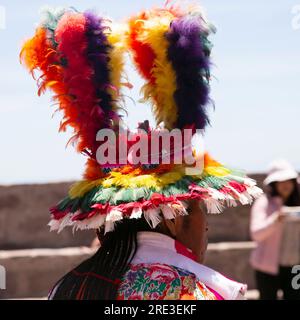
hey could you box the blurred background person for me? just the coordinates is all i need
[250,160,300,300]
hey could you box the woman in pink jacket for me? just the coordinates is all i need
[250,160,300,300]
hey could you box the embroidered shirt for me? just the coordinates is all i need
[116,263,217,300]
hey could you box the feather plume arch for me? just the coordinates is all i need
[20,3,216,178]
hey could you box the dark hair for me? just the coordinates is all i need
[269,179,300,206]
[48,217,154,300]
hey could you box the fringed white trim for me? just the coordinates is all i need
[243,178,257,187]
[238,193,250,205]
[247,185,263,199]
[241,191,253,204]
[48,219,61,232]
[130,206,143,219]
[57,213,75,233]
[72,214,106,232]
[87,214,106,230]
[238,185,263,205]
[225,195,238,207]
[204,198,224,214]
[104,221,115,234]
[144,207,162,229]
[208,187,226,201]
[105,209,123,234]
[226,186,249,205]
[174,202,188,216]
[160,204,176,220]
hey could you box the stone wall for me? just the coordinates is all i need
[0,183,95,250]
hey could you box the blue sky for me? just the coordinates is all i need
[0,0,299,185]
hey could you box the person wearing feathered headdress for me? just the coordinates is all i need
[20,2,262,300]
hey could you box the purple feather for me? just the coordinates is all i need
[166,15,213,130]
[84,11,118,128]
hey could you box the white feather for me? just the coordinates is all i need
[104,209,123,234]
[248,185,263,199]
[243,178,257,187]
[208,188,226,201]
[204,198,224,214]
[144,207,162,229]
[225,195,238,207]
[238,193,250,205]
[72,214,106,232]
[57,213,74,233]
[130,206,143,219]
[48,219,61,232]
[160,204,176,220]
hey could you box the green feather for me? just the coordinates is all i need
[201,175,228,189]
[70,198,81,213]
[57,197,72,211]
[93,187,117,203]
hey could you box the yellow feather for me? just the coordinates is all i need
[106,23,127,115]
[204,166,231,177]
[158,171,184,185]
[69,165,186,197]
[102,171,160,188]
[69,179,103,199]
[137,12,178,129]
[128,174,160,189]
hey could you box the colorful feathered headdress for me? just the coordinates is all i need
[20,3,262,234]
